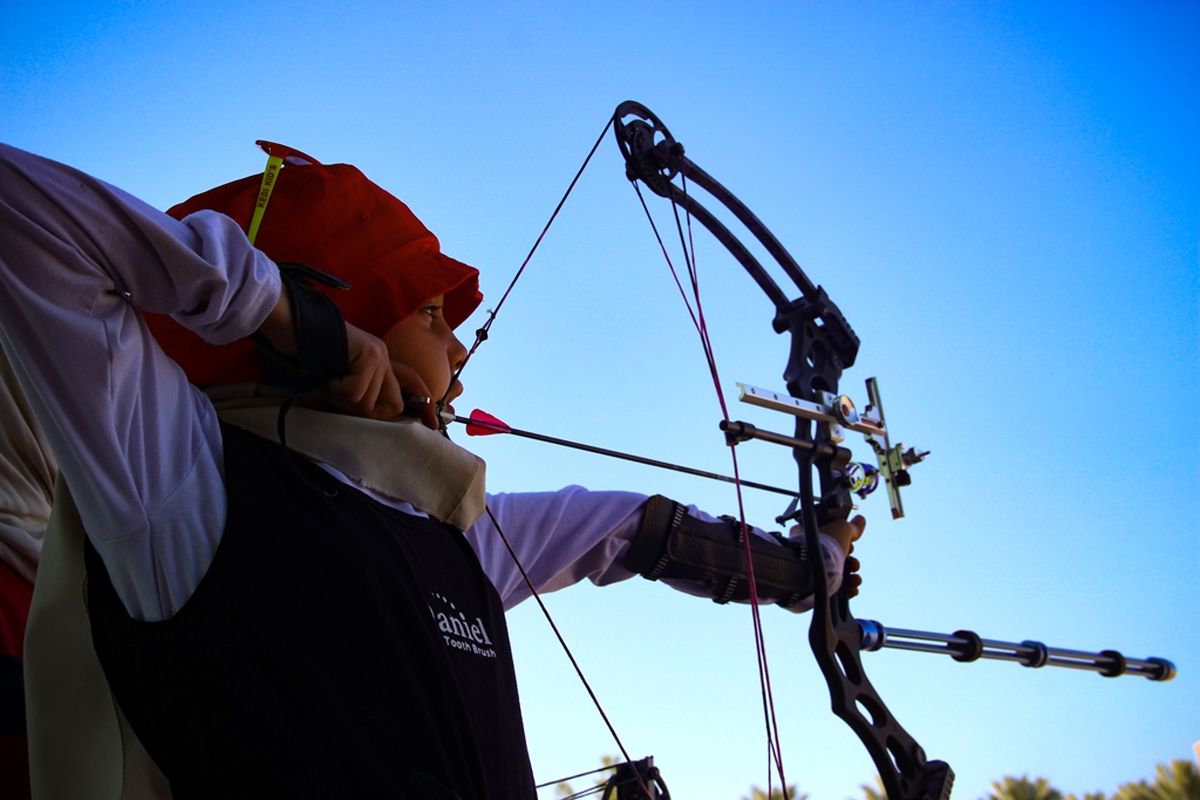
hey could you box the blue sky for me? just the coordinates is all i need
[3,2,1197,798]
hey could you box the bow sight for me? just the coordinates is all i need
[726,379,928,521]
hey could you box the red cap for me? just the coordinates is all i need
[145,141,482,386]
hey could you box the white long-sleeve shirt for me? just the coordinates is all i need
[0,344,56,584]
[0,143,844,622]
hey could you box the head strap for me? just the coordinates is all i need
[247,141,321,245]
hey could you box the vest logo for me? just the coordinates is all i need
[428,592,497,659]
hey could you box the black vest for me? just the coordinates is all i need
[85,424,536,799]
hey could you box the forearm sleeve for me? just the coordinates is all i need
[626,494,834,610]
[471,488,844,613]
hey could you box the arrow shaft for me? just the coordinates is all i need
[452,415,801,500]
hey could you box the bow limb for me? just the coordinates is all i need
[614,100,953,800]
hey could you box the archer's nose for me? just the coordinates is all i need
[449,333,467,372]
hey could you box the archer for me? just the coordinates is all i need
[0,140,863,798]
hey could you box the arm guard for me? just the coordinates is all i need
[624,495,814,609]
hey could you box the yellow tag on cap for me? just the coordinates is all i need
[247,154,284,245]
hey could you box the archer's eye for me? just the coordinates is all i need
[422,304,442,318]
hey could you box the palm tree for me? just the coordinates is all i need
[987,775,1065,800]
[1112,759,1200,800]
[741,785,806,800]
[860,774,886,800]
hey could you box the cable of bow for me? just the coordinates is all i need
[627,170,789,792]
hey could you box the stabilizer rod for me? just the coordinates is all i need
[859,620,1176,681]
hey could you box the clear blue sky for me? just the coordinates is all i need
[3,2,1197,798]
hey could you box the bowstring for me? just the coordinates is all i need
[441,117,614,407]
[437,114,654,797]
[484,505,652,798]
[628,174,789,794]
[442,109,791,795]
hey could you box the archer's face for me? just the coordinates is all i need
[383,294,468,410]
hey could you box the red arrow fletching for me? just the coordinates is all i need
[466,408,511,436]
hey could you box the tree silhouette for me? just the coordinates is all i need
[557,756,1196,800]
[986,775,1065,800]
[1111,759,1200,800]
[740,785,806,800]
[860,774,886,800]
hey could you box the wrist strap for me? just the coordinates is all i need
[253,263,350,392]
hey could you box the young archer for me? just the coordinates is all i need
[0,141,863,798]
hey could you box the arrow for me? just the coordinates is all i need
[451,408,802,500]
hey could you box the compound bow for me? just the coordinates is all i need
[454,100,1174,799]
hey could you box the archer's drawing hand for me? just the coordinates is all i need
[821,514,865,597]
[321,324,437,429]
[316,321,434,431]
[254,287,407,422]
[319,323,405,421]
